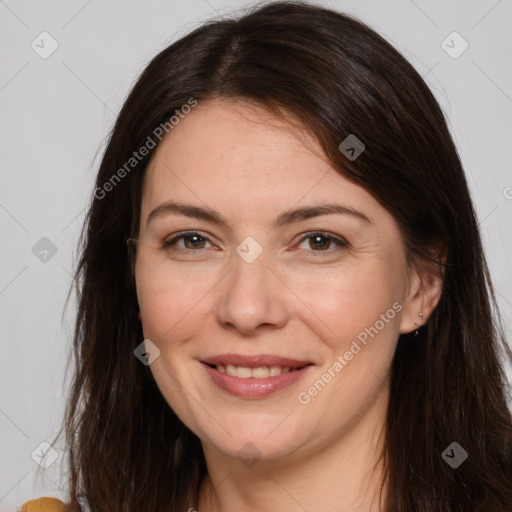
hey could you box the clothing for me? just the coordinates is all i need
[20,497,65,512]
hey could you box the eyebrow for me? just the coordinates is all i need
[145,200,372,229]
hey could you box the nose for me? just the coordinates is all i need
[216,249,290,336]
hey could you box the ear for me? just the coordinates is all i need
[399,258,444,334]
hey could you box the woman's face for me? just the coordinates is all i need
[135,99,422,465]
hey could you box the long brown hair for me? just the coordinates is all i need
[50,1,512,510]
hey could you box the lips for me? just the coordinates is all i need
[200,353,314,398]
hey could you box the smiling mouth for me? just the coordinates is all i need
[202,358,315,398]
[204,363,312,379]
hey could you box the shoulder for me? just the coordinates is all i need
[19,497,65,512]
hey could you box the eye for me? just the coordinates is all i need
[162,230,348,256]
[163,231,214,252]
[296,232,348,254]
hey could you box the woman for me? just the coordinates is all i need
[21,1,512,511]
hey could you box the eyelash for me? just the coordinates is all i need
[162,231,348,256]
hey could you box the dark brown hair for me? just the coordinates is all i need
[49,1,512,510]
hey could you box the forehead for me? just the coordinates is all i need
[145,100,327,187]
[140,99,382,226]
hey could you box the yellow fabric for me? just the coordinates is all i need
[20,497,65,512]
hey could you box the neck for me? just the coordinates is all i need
[196,389,388,512]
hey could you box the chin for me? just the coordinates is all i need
[196,413,311,464]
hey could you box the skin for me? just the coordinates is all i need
[134,99,443,512]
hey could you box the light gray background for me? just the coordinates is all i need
[1,0,511,510]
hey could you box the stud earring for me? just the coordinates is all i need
[414,312,424,337]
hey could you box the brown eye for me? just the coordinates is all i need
[296,232,348,254]
[308,234,331,251]
[183,234,206,249]
[163,232,213,251]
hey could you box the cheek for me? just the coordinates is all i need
[135,256,218,343]
[285,257,404,348]
[134,258,216,424]
[292,264,402,426]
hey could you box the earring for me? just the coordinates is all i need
[126,237,136,247]
[414,312,423,337]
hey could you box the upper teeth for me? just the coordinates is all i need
[217,364,294,378]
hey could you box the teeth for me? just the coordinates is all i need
[220,364,296,378]
[252,366,270,378]
[225,364,237,377]
[269,365,282,376]
[237,366,252,378]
